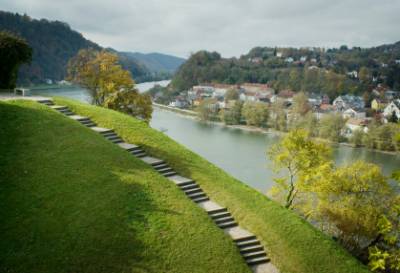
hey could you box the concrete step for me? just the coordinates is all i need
[102,131,118,138]
[79,121,96,126]
[38,100,54,105]
[154,163,169,170]
[207,207,228,215]
[105,135,122,141]
[245,256,270,266]
[79,119,94,124]
[53,106,68,111]
[131,149,145,155]
[179,183,199,191]
[99,130,114,135]
[187,192,207,199]
[140,156,165,166]
[236,238,260,249]
[162,171,178,177]
[110,138,124,144]
[63,112,75,116]
[118,143,139,152]
[84,123,97,128]
[157,167,173,173]
[243,250,267,260]
[217,220,237,229]
[215,216,235,225]
[239,244,264,254]
[171,176,197,187]
[210,211,231,220]
[191,196,209,203]
[234,235,257,243]
[58,108,71,113]
[151,160,166,167]
[130,146,143,152]
[50,105,67,110]
[133,152,147,158]
[183,187,202,195]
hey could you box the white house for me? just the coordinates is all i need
[212,88,227,98]
[239,91,258,102]
[383,99,400,120]
[347,71,358,78]
[342,108,366,119]
[333,95,365,111]
[276,52,283,58]
[300,56,307,62]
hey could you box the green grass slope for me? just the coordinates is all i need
[55,97,372,273]
[0,100,251,273]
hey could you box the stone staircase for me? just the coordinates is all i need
[39,99,278,273]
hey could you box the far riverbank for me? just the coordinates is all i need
[152,103,399,155]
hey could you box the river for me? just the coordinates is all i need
[31,82,400,192]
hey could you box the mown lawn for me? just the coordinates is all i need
[55,97,372,273]
[0,100,251,273]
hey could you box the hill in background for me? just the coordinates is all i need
[0,11,184,85]
[170,43,400,98]
[121,52,185,73]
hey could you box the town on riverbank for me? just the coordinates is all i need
[149,82,400,152]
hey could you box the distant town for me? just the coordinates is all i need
[151,82,400,147]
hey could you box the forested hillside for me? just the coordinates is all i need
[171,43,400,97]
[122,52,185,73]
[0,11,160,84]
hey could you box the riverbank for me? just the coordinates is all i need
[153,103,400,155]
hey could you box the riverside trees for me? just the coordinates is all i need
[67,49,152,122]
[268,130,400,272]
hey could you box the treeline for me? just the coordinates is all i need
[170,43,400,97]
[197,93,400,152]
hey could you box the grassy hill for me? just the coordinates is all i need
[52,97,371,273]
[0,98,372,273]
[0,100,250,273]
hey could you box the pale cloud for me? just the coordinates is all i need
[1,0,399,58]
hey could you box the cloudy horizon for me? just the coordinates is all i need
[1,0,400,58]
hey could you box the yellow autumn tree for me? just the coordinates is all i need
[267,129,332,209]
[67,49,152,121]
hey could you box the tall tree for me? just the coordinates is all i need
[0,31,32,89]
[310,162,398,263]
[197,98,218,121]
[221,100,243,125]
[67,49,153,121]
[270,100,287,131]
[268,129,332,208]
[224,88,239,101]
[319,113,346,142]
[359,66,370,83]
[288,92,311,128]
[242,102,269,127]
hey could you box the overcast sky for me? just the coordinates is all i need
[1,0,400,58]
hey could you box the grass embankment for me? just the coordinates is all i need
[0,100,251,273]
[55,97,372,273]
